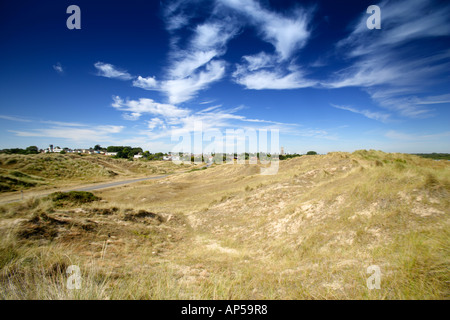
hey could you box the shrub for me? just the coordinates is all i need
[47,191,100,207]
[0,244,18,269]
[6,158,17,165]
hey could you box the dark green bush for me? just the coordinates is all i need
[47,191,100,207]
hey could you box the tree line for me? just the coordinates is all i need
[0,145,320,161]
[0,146,39,155]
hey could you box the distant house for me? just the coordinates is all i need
[44,145,63,153]
[134,153,143,159]
[81,148,99,154]
[163,156,172,161]
[105,152,118,156]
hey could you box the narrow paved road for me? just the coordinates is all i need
[0,162,213,205]
[0,174,170,205]
[73,174,169,192]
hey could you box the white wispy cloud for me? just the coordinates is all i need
[0,115,32,122]
[94,62,133,80]
[198,104,222,113]
[218,0,311,61]
[199,99,216,105]
[133,13,239,104]
[324,0,450,119]
[40,120,89,127]
[162,60,226,104]
[131,0,316,101]
[241,52,274,71]
[385,130,450,141]
[53,62,64,74]
[331,104,390,123]
[326,49,450,89]
[132,76,158,90]
[111,95,299,141]
[214,0,316,90]
[233,65,316,90]
[168,50,218,80]
[147,118,166,131]
[163,0,197,32]
[365,89,450,118]
[112,96,189,120]
[412,94,450,105]
[338,0,450,57]
[9,123,124,142]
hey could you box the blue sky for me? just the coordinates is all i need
[0,0,449,154]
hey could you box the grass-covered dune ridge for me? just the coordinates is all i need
[0,153,193,193]
[0,150,448,299]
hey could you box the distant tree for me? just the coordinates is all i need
[154,152,164,160]
[25,146,39,154]
[129,147,143,157]
[94,144,102,151]
[306,151,317,155]
[110,146,143,159]
[280,153,302,160]
[0,148,26,154]
[143,151,151,158]
[107,146,130,153]
[414,153,450,160]
[60,150,66,154]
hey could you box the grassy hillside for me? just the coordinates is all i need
[0,150,448,299]
[0,153,192,193]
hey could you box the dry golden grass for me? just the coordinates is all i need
[0,153,194,193]
[0,150,449,299]
[0,154,198,204]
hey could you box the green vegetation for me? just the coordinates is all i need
[0,146,39,155]
[0,170,44,192]
[46,191,100,207]
[107,146,143,159]
[143,152,165,161]
[0,153,193,194]
[414,153,450,160]
[279,153,302,160]
[189,166,208,172]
